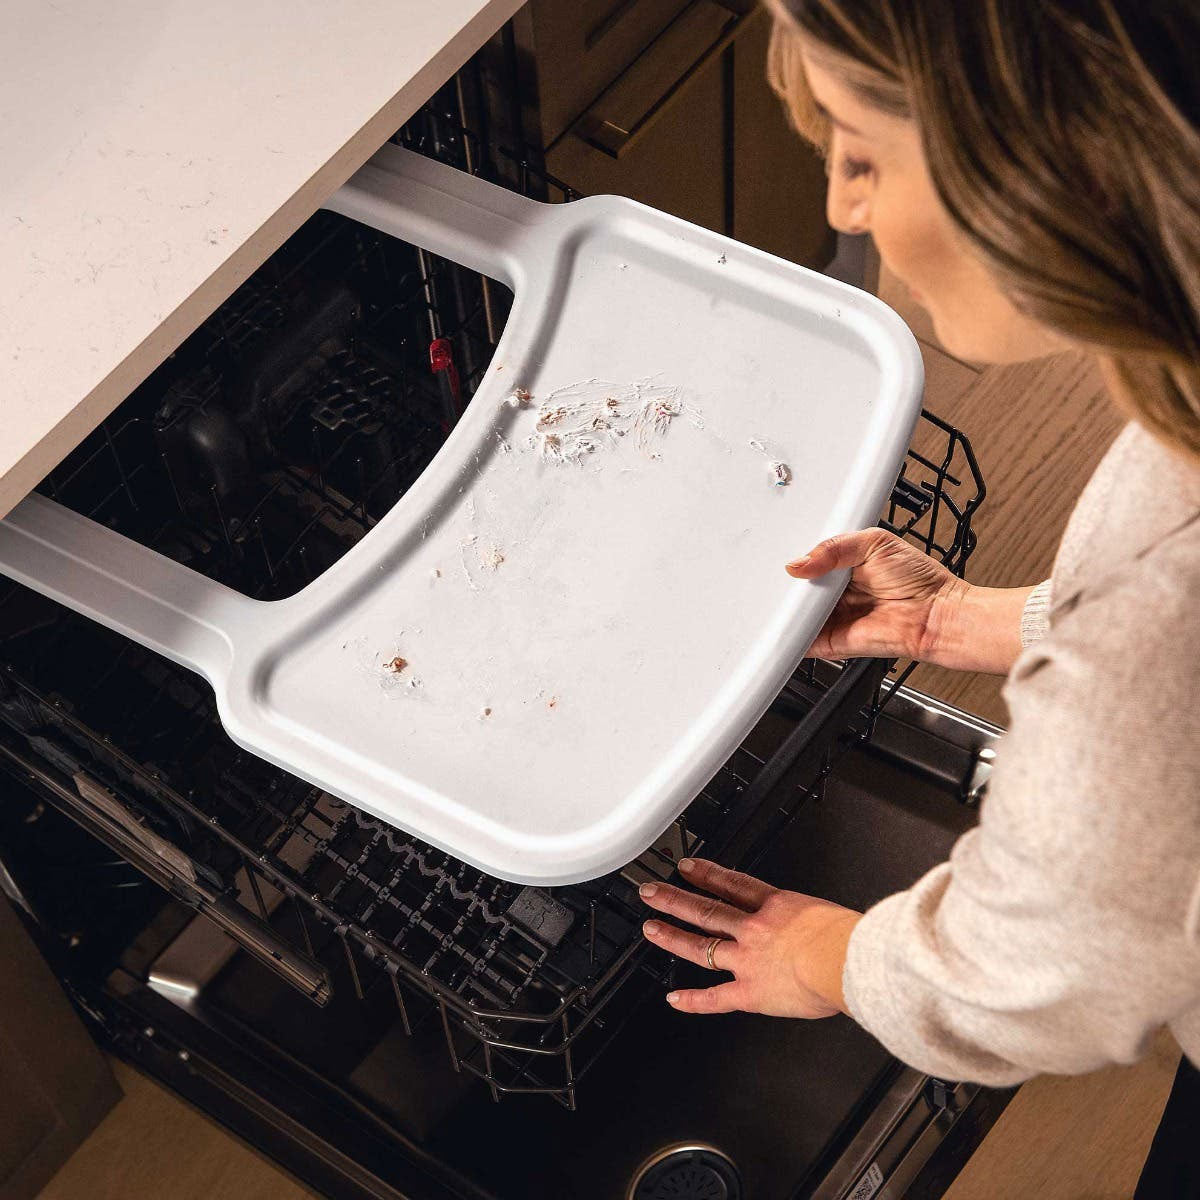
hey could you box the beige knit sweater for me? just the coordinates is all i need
[843,421,1200,1085]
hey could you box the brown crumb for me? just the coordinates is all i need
[481,706,492,718]
[385,656,407,673]
[514,386,532,402]
[547,696,558,710]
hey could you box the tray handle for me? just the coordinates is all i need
[0,494,256,684]
[323,143,558,288]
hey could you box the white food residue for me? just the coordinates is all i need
[748,436,793,487]
[458,535,506,589]
[345,637,424,698]
[459,536,482,592]
[503,377,704,466]
[503,386,533,409]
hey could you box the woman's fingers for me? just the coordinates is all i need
[677,857,775,911]
[639,882,744,937]
[642,919,740,971]
[785,528,893,579]
[665,981,746,1014]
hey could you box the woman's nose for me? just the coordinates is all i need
[826,176,870,236]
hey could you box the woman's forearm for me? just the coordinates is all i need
[924,582,1038,675]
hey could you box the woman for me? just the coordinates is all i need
[638,1,1200,1192]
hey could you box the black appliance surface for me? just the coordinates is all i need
[0,711,991,1200]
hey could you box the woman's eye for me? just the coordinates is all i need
[839,155,874,181]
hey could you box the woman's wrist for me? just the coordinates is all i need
[794,903,863,1016]
[922,580,1035,674]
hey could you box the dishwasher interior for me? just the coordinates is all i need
[0,73,1007,1200]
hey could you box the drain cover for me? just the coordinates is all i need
[629,1145,742,1200]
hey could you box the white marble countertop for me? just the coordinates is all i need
[0,0,524,517]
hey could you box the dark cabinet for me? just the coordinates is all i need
[523,0,833,269]
[0,897,121,1199]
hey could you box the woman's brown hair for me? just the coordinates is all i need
[766,0,1200,459]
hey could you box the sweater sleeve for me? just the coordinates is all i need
[842,543,1200,1086]
[1019,579,1053,647]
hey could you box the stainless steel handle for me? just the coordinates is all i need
[572,0,750,159]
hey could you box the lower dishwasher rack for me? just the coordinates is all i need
[0,108,984,1111]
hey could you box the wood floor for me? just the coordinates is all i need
[34,269,1177,1200]
[36,1059,313,1200]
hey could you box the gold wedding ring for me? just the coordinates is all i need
[705,936,722,971]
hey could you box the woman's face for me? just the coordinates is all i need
[800,47,1062,364]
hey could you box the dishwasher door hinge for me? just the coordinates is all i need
[960,746,996,805]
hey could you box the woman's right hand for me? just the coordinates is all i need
[786,529,964,663]
[787,529,1033,675]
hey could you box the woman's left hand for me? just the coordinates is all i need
[639,857,861,1018]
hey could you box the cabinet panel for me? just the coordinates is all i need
[531,0,694,148]
[546,42,726,234]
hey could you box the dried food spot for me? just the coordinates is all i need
[547,695,559,710]
[484,546,505,570]
[770,461,792,486]
[385,656,408,674]
[431,567,441,580]
[718,253,727,264]
[480,706,492,719]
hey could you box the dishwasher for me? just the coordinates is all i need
[0,65,1009,1200]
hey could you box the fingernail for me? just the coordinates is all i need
[786,555,810,571]
[643,921,660,936]
[666,992,680,1004]
[639,883,657,898]
[678,858,695,873]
